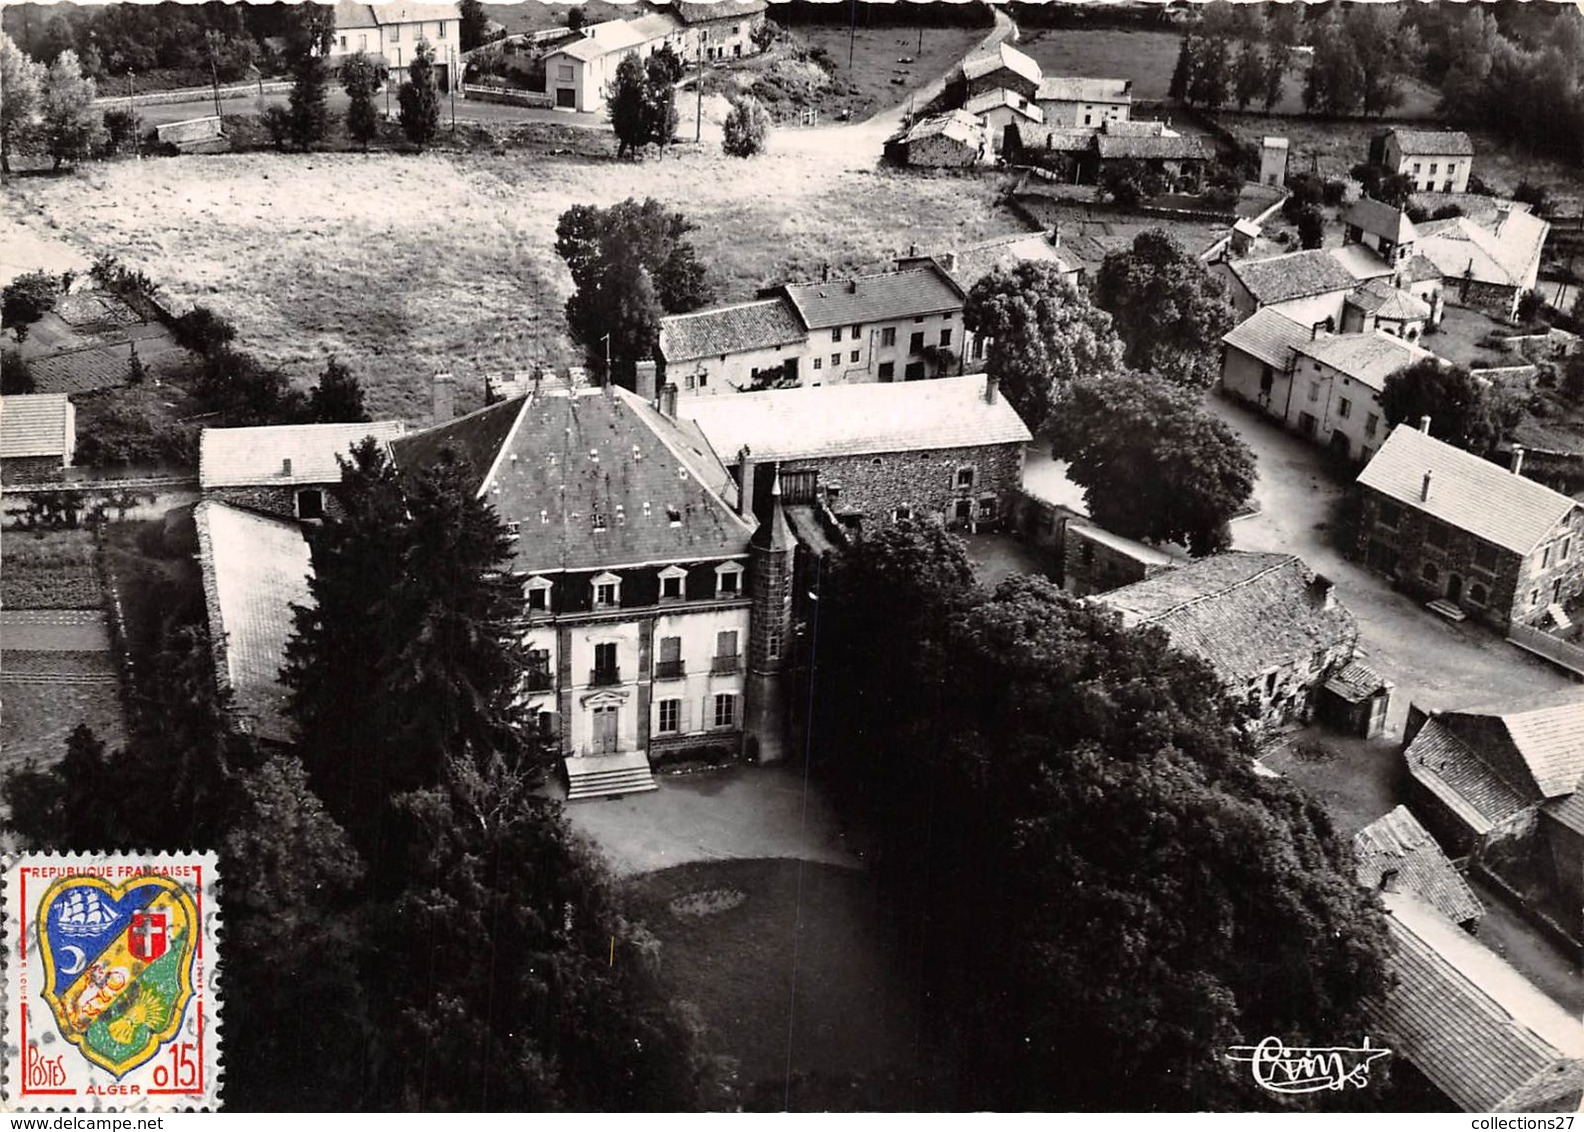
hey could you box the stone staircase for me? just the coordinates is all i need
[564,752,658,802]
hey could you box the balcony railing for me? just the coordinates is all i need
[654,659,686,680]
[590,667,621,686]
[710,655,742,675]
[525,669,553,692]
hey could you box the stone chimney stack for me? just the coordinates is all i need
[1310,573,1336,611]
[1419,415,1432,434]
[736,445,756,521]
[282,457,292,477]
[1421,470,1433,502]
[432,372,457,422]
[943,251,959,274]
[634,359,658,402]
[1510,444,1525,476]
[985,373,999,404]
[659,382,679,418]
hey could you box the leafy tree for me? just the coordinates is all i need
[194,346,308,426]
[643,50,679,155]
[1,348,36,394]
[1052,371,1256,555]
[722,94,771,157]
[340,50,384,152]
[459,0,488,51]
[962,262,1125,431]
[285,5,334,151]
[399,39,442,151]
[39,49,103,169]
[307,356,369,423]
[1093,228,1233,390]
[1348,3,1424,117]
[1262,1,1302,111]
[1168,36,1197,104]
[102,107,136,153]
[1513,180,1553,217]
[3,270,64,342]
[1,33,45,173]
[1295,204,1326,249]
[649,42,685,85]
[1232,38,1264,111]
[172,304,237,355]
[1303,9,1363,116]
[607,52,649,159]
[567,5,587,32]
[282,440,533,856]
[1188,32,1231,110]
[1097,157,1164,207]
[1379,357,1516,455]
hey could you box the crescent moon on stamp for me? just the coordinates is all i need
[61,945,86,976]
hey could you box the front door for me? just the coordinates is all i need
[556,87,577,109]
[592,705,618,754]
[1446,573,1463,603]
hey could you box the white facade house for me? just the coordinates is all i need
[1380,129,1475,194]
[328,1,462,88]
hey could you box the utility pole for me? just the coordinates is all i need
[695,30,706,143]
[130,71,139,159]
[207,31,223,122]
[450,46,457,134]
[602,333,612,385]
[848,0,856,71]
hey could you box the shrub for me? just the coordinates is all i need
[1431,203,1464,220]
[263,105,291,151]
[1513,180,1552,217]
[102,109,138,154]
[2,348,37,394]
[76,402,199,468]
[3,271,65,342]
[722,95,770,157]
[172,305,237,356]
[1516,291,1545,325]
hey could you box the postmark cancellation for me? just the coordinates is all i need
[3,852,221,1111]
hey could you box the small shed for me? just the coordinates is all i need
[1259,136,1289,188]
[1320,659,1394,739]
[886,111,989,169]
[0,393,76,479]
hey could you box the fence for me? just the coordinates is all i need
[1507,622,1584,679]
[461,84,554,108]
[96,80,292,111]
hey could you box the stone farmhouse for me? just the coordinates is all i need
[1060,522,1176,599]
[1356,425,1584,628]
[671,0,768,62]
[1371,128,1476,194]
[1415,203,1550,322]
[1090,551,1361,731]
[959,41,1042,102]
[198,420,409,523]
[1036,76,1132,130]
[1217,247,1393,327]
[965,88,1043,155]
[884,109,990,168]
[328,1,462,88]
[681,374,1031,533]
[0,393,75,480]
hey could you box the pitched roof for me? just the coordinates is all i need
[1390,128,1476,157]
[780,262,964,330]
[335,1,460,28]
[547,28,643,62]
[1227,249,1360,306]
[1036,76,1132,103]
[193,500,312,744]
[1329,241,1396,282]
[896,109,985,149]
[1416,208,1550,289]
[1067,522,1176,567]
[1042,127,1098,153]
[682,374,1032,464]
[1295,329,1436,393]
[905,232,1077,292]
[658,298,806,364]
[199,421,408,489]
[1356,426,1576,555]
[1221,307,1312,370]
[1370,892,1584,1113]
[1092,552,1357,685]
[1405,717,1533,834]
[1344,277,1433,322]
[1543,790,1584,836]
[0,393,72,459]
[964,88,1043,123]
[672,0,768,25]
[1324,658,1390,703]
[1448,691,1584,798]
[393,386,753,574]
[962,42,1042,87]
[1094,133,1209,161]
[1399,253,1444,285]
[1100,118,1173,138]
[626,11,683,40]
[1353,806,1483,927]
[1344,197,1420,245]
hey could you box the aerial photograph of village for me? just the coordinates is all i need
[0,0,1581,1114]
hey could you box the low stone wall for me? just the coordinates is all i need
[462,84,554,108]
[96,80,291,111]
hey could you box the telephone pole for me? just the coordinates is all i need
[695,31,707,143]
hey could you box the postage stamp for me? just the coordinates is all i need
[3,853,221,1111]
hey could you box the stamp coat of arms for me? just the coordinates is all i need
[4,853,221,1110]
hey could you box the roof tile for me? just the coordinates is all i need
[1229,249,1361,305]
[1353,806,1484,926]
[659,298,805,363]
[199,421,408,489]
[0,394,72,460]
[781,262,964,330]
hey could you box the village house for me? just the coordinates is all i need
[1035,76,1132,129]
[1415,204,1550,322]
[0,393,75,480]
[655,297,808,397]
[328,0,462,88]
[198,420,409,523]
[1372,128,1476,194]
[1341,277,1435,341]
[1356,425,1584,627]
[1353,806,1484,931]
[958,41,1042,102]
[1217,248,1382,327]
[964,87,1043,154]
[1090,551,1361,730]
[1368,891,1584,1113]
[1093,129,1210,187]
[541,19,652,112]
[1289,330,1436,463]
[681,373,1030,532]
[885,109,990,168]
[193,499,314,745]
[1060,521,1177,599]
[387,381,795,799]
[667,0,769,62]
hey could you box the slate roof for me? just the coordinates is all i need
[780,262,964,330]
[1092,552,1358,686]
[1330,241,1396,282]
[1370,892,1584,1113]
[392,386,753,574]
[1416,208,1549,289]
[672,0,768,25]
[548,33,633,63]
[682,374,1031,464]
[1353,806,1483,927]
[1101,118,1172,138]
[194,500,312,745]
[1356,426,1576,555]
[1037,76,1132,103]
[1543,790,1584,835]
[1221,307,1312,370]
[1067,522,1176,567]
[962,42,1042,88]
[1450,692,1584,798]
[1399,253,1444,285]
[1228,249,1360,306]
[1345,197,1420,245]
[1295,329,1435,393]
[0,393,72,459]
[906,232,1077,292]
[199,421,408,489]
[1390,128,1476,157]
[334,0,460,29]
[1042,127,1098,153]
[1405,717,1532,834]
[895,109,985,149]
[1344,277,1433,322]
[964,88,1043,123]
[658,298,806,363]
[1094,133,1209,161]
[1324,659,1390,703]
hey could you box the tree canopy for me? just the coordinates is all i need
[807,522,1393,1110]
[1093,228,1233,390]
[722,94,771,157]
[399,39,442,151]
[284,5,333,151]
[39,49,103,169]
[0,32,44,173]
[1379,357,1520,455]
[962,261,1124,431]
[1051,371,1257,556]
[306,357,369,423]
[607,51,678,159]
[340,50,384,151]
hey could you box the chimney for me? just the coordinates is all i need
[736,445,755,520]
[1049,224,1061,247]
[943,251,959,273]
[432,372,456,422]
[1421,470,1433,502]
[1419,415,1432,434]
[1510,444,1525,476]
[847,278,858,294]
[282,457,293,477]
[1309,573,1336,611]
[985,373,999,404]
[634,359,658,402]
[821,262,830,283]
[909,242,919,257]
[659,382,679,419]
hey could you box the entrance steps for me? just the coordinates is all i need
[564,752,658,801]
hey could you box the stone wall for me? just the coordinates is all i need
[1,456,64,483]
[207,484,342,523]
[798,442,1025,530]
[1062,524,1174,598]
[1246,633,1357,730]
[1449,276,1520,320]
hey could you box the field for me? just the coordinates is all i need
[1,528,103,608]
[2,147,1024,422]
[481,1,633,37]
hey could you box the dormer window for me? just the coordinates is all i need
[506,521,521,539]
[659,565,688,602]
[592,571,621,608]
[525,576,553,614]
[716,562,744,598]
